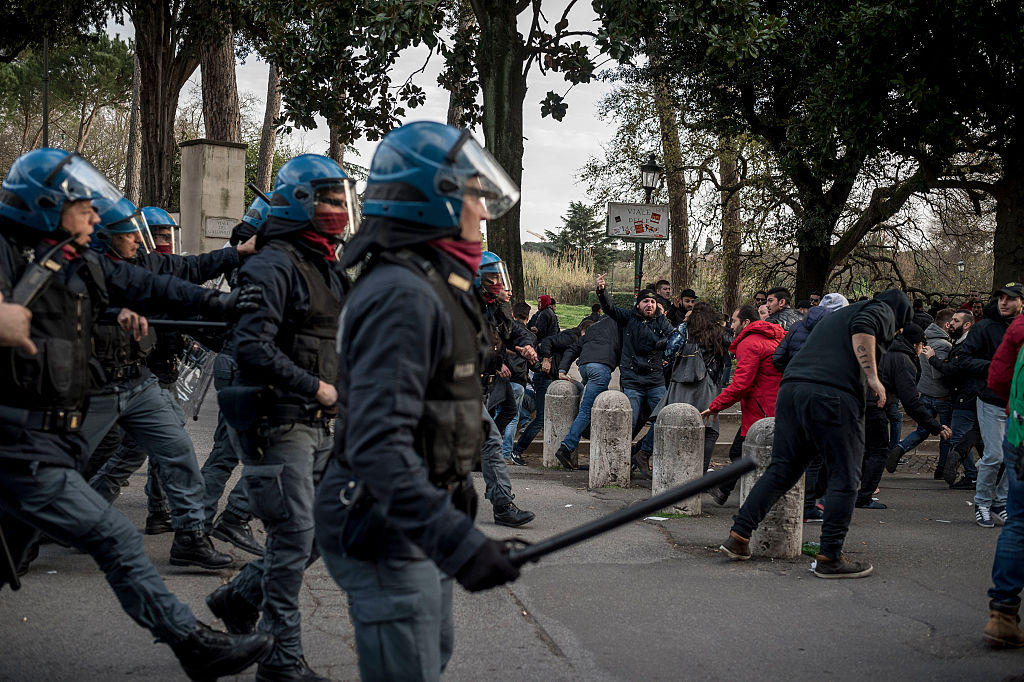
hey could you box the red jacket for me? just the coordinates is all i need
[988,314,1024,403]
[708,320,786,436]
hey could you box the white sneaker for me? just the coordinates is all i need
[976,506,994,528]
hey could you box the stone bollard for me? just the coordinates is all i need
[652,403,705,514]
[543,380,579,468]
[737,417,803,559]
[588,391,632,488]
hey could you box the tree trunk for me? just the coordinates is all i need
[794,242,832,301]
[993,147,1024,290]
[473,0,527,302]
[446,0,476,128]
[255,64,281,192]
[200,31,241,143]
[124,53,142,203]
[719,138,741,314]
[133,1,201,208]
[654,77,688,293]
[327,124,344,164]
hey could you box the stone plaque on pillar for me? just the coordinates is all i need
[178,139,248,254]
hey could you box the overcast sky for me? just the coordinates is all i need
[111,3,617,242]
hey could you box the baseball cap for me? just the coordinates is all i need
[996,282,1023,298]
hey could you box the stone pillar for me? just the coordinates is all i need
[179,139,248,254]
[737,417,803,559]
[589,391,632,488]
[652,402,705,515]
[543,380,579,468]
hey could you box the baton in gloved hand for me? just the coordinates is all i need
[507,457,756,568]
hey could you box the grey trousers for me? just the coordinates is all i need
[480,405,514,508]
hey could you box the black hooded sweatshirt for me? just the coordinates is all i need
[871,333,942,433]
[780,289,910,402]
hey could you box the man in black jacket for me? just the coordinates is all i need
[765,286,801,331]
[313,122,523,680]
[720,289,912,578]
[857,323,951,509]
[536,321,589,469]
[528,294,559,343]
[595,274,675,439]
[0,149,270,679]
[962,287,1023,526]
[205,155,350,682]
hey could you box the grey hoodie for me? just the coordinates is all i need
[917,322,951,398]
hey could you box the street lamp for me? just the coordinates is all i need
[640,154,663,204]
[957,260,965,273]
[634,154,664,295]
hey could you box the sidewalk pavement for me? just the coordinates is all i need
[0,394,1019,681]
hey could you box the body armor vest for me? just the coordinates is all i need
[269,242,342,392]
[382,251,489,487]
[0,247,106,411]
[93,318,156,381]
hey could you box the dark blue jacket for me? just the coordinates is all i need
[232,227,345,403]
[314,247,487,576]
[598,288,674,389]
[772,304,829,372]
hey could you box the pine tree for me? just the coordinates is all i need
[544,201,615,272]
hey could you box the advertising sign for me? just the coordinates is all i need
[606,202,670,239]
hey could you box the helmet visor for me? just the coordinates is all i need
[45,154,123,204]
[109,211,154,253]
[312,179,360,239]
[437,133,520,220]
[150,224,180,254]
[480,260,512,293]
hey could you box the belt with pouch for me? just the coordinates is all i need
[24,408,85,432]
[106,362,141,381]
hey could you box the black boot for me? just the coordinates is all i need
[145,510,174,535]
[206,582,260,634]
[554,445,574,470]
[256,657,331,682]
[631,451,652,480]
[170,621,273,682]
[170,530,233,570]
[210,511,265,557]
[493,502,535,528]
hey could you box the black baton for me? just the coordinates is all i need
[507,457,756,568]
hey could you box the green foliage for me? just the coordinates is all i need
[0,1,113,64]
[544,201,616,272]
[553,304,591,330]
[240,0,446,143]
[586,290,635,309]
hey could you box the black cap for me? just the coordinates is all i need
[680,288,697,298]
[996,282,1024,299]
[902,322,926,345]
[636,288,657,304]
[796,299,812,309]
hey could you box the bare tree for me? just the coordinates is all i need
[719,138,741,313]
[255,63,280,192]
[654,76,688,291]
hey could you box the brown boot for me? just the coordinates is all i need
[983,601,1024,649]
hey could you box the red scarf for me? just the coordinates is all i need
[42,238,82,261]
[428,239,482,276]
[298,230,338,261]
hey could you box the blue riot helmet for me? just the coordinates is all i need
[141,206,179,254]
[0,148,122,234]
[241,193,272,230]
[269,155,357,242]
[476,250,511,295]
[90,197,152,258]
[362,121,519,231]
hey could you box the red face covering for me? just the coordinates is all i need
[315,212,349,236]
[429,239,482,275]
[298,230,338,261]
[154,244,173,254]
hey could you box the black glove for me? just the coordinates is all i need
[455,539,520,592]
[201,284,263,319]
[451,478,478,521]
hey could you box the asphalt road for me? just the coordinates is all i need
[1,391,1021,681]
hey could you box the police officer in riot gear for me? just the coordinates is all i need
[313,121,523,681]
[200,194,273,557]
[80,197,248,569]
[206,155,352,682]
[477,250,537,526]
[0,148,272,679]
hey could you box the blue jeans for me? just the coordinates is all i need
[562,363,613,452]
[989,436,1024,606]
[230,420,332,666]
[514,374,551,455]
[976,399,1010,509]
[897,395,952,467]
[320,552,454,681]
[81,375,206,531]
[885,401,902,450]
[950,407,981,479]
[0,461,196,642]
[200,353,250,524]
[624,385,667,430]
[501,381,526,459]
